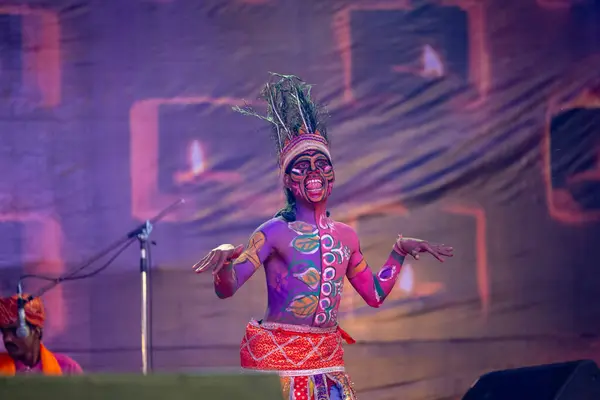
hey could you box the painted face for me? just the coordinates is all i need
[286,150,334,203]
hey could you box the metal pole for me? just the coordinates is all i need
[141,266,148,374]
[17,199,183,375]
[138,221,151,375]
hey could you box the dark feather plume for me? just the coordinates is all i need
[232,73,329,157]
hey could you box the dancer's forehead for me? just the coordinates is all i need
[290,150,331,165]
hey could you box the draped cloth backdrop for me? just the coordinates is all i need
[0,0,599,398]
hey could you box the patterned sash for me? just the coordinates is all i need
[240,319,357,400]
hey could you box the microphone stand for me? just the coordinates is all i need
[17,198,184,375]
[127,220,152,375]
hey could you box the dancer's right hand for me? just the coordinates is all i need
[192,244,244,275]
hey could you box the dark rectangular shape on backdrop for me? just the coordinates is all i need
[549,107,600,212]
[350,5,469,99]
[0,15,23,104]
[157,103,252,195]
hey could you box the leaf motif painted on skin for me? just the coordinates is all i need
[234,231,266,269]
[293,267,321,290]
[289,259,318,275]
[288,221,317,235]
[286,294,319,318]
[291,234,320,254]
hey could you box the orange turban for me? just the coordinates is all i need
[0,294,45,328]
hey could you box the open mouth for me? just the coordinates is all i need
[305,177,324,197]
[4,343,18,352]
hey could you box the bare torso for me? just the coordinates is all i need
[204,201,442,330]
[261,215,354,327]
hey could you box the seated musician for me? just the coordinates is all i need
[0,294,83,375]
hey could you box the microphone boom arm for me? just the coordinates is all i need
[16,198,184,299]
[13,199,185,360]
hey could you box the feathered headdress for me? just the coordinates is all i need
[233,73,331,172]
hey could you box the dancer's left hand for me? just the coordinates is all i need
[398,237,453,262]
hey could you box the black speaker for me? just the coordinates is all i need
[462,360,600,400]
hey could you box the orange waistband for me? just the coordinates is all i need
[270,325,355,345]
[249,319,355,344]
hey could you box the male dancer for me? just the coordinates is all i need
[193,74,453,399]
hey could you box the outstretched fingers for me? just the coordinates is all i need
[437,245,454,257]
[195,251,218,273]
[193,253,212,273]
[423,243,444,262]
[194,243,245,275]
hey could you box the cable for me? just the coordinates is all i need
[18,238,137,299]
[56,239,135,281]
[17,199,184,299]
[60,239,136,281]
[15,199,184,375]
[18,199,184,299]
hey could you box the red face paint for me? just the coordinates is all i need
[287,150,334,204]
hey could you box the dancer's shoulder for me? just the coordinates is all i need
[332,220,359,236]
[256,217,288,235]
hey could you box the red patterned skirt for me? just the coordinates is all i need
[240,319,357,400]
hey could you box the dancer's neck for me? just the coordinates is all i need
[295,200,327,224]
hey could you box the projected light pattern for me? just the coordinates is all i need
[337,202,488,319]
[544,86,600,224]
[391,44,446,78]
[0,214,65,339]
[130,97,245,222]
[0,6,61,108]
[398,262,414,294]
[337,203,446,318]
[173,139,242,187]
[332,0,490,106]
[421,44,445,78]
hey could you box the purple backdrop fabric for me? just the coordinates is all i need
[0,0,599,398]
